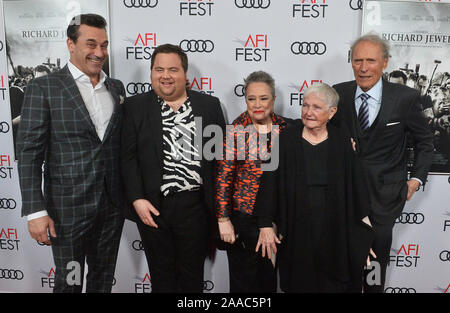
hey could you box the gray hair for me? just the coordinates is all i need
[351,33,390,60]
[244,71,276,98]
[303,83,339,110]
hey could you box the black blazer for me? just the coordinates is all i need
[333,80,434,224]
[120,89,226,222]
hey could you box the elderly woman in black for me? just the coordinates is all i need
[255,83,374,292]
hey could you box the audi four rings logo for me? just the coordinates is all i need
[203,280,214,291]
[0,269,24,280]
[132,240,145,251]
[127,82,152,95]
[0,122,10,133]
[349,0,363,10]
[0,198,16,209]
[439,250,450,262]
[385,287,416,293]
[234,84,245,97]
[291,42,327,55]
[180,40,214,53]
[395,212,425,224]
[0,40,3,52]
[235,0,270,9]
[123,0,158,8]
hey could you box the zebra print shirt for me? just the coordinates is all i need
[159,97,202,196]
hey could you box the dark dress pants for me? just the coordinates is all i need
[50,189,124,293]
[137,190,208,293]
[363,221,395,293]
[226,212,277,293]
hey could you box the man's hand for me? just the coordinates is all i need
[133,199,160,228]
[218,219,236,244]
[28,216,56,245]
[255,227,281,259]
[406,179,420,201]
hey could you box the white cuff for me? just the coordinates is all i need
[410,177,423,186]
[27,210,48,221]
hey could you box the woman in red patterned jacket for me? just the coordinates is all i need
[215,71,291,292]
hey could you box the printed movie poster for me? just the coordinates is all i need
[362,0,450,174]
[2,0,109,159]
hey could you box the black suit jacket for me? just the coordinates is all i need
[333,80,434,224]
[120,89,226,222]
[17,65,125,220]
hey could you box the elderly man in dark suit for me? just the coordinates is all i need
[333,34,433,293]
[17,14,125,293]
[121,44,225,292]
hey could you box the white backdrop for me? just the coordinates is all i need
[0,0,449,293]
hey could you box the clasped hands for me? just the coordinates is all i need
[218,218,280,259]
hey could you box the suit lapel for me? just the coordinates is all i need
[102,78,121,141]
[57,66,100,141]
[147,91,164,169]
[366,80,397,149]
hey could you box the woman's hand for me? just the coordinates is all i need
[256,227,281,259]
[218,219,236,244]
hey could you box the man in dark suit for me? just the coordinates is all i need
[121,44,226,292]
[333,34,433,293]
[17,14,125,293]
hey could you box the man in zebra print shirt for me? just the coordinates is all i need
[121,44,226,292]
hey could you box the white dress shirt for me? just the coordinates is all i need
[27,61,115,221]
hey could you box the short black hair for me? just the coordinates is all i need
[389,70,407,84]
[67,14,107,43]
[151,44,188,73]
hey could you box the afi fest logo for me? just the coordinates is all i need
[1,75,7,101]
[289,80,323,106]
[235,34,270,62]
[135,273,152,293]
[125,33,157,61]
[0,228,20,251]
[235,0,271,9]
[293,0,328,18]
[179,0,214,16]
[40,268,56,289]
[389,244,420,268]
[189,77,215,95]
[123,0,158,8]
[0,154,13,179]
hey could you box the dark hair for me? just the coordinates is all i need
[67,14,107,43]
[151,44,188,73]
[35,65,50,74]
[389,70,407,84]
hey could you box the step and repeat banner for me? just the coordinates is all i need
[0,0,449,293]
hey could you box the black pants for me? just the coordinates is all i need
[363,221,395,293]
[137,190,208,293]
[226,212,277,293]
[51,190,124,293]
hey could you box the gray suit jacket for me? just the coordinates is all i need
[333,80,434,224]
[17,65,125,220]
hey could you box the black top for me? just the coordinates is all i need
[302,138,328,186]
[254,120,374,292]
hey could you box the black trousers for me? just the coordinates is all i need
[363,221,395,293]
[51,189,124,293]
[226,212,277,293]
[137,190,208,293]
